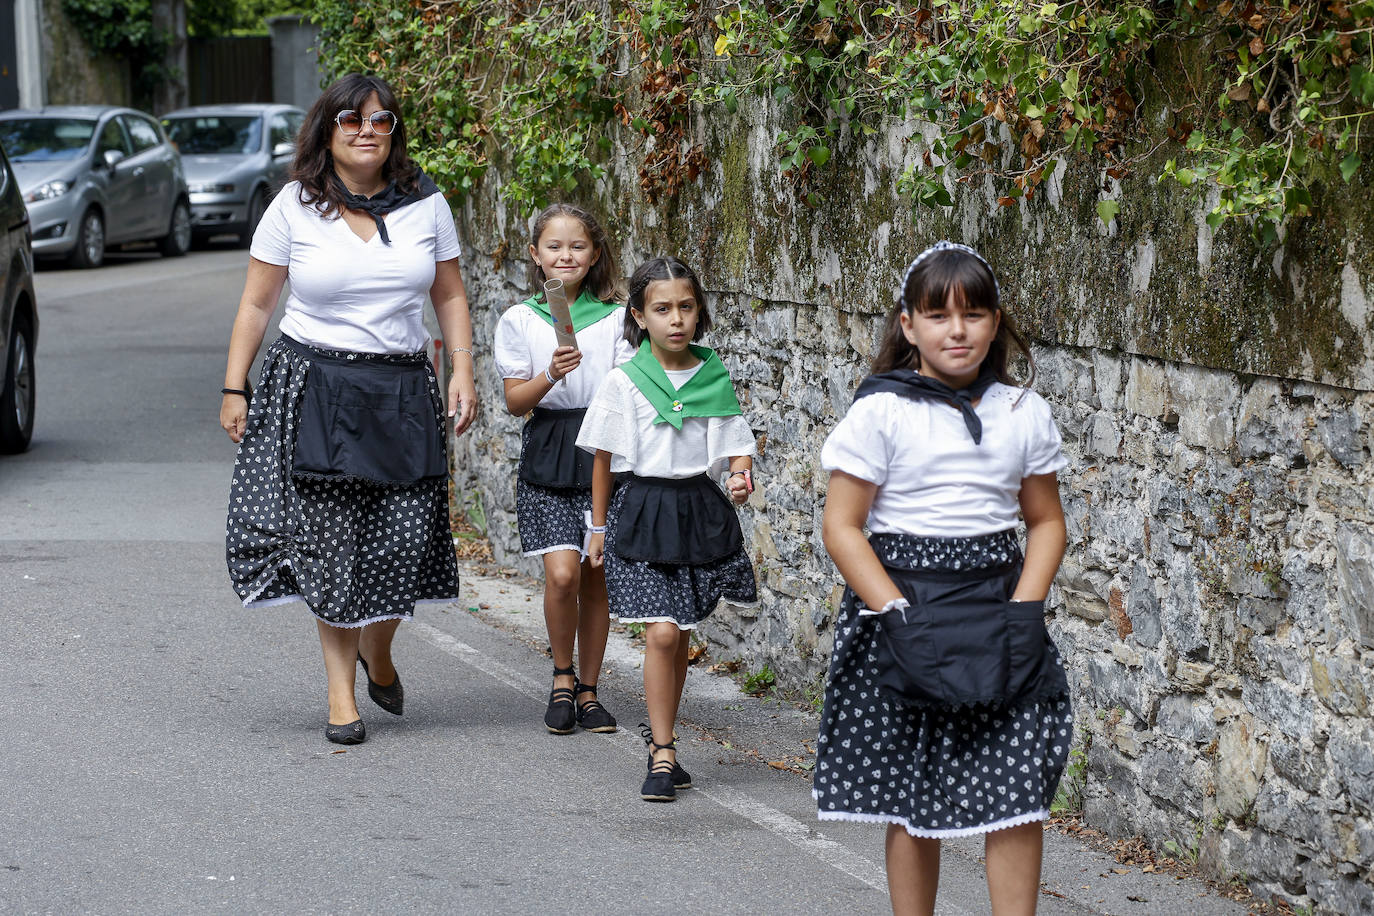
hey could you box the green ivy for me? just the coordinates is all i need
[309,0,1374,241]
[61,0,169,104]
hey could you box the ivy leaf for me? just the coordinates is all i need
[818,0,838,18]
[807,145,832,168]
[1096,199,1119,226]
[1341,152,1362,183]
[1205,209,1226,231]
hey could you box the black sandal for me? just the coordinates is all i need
[544,665,577,734]
[574,680,618,733]
[641,737,678,802]
[640,722,691,791]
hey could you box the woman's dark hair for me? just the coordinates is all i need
[623,256,713,347]
[871,248,1035,388]
[290,74,419,218]
[528,203,623,303]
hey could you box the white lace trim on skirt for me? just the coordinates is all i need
[814,802,1048,839]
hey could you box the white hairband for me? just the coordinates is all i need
[898,240,1001,309]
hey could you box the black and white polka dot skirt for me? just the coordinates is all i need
[514,419,592,556]
[602,481,757,630]
[226,336,460,628]
[814,530,1073,837]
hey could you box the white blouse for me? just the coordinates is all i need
[493,303,635,410]
[576,363,756,479]
[820,383,1067,537]
[250,181,462,354]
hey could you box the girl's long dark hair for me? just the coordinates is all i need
[871,248,1035,388]
[623,256,712,347]
[291,74,419,218]
[528,203,623,303]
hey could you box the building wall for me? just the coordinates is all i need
[449,93,1374,913]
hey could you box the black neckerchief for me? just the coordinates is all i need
[331,170,439,245]
[853,365,998,444]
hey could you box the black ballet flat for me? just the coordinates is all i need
[325,719,366,745]
[358,653,404,716]
[640,723,690,788]
[640,737,678,802]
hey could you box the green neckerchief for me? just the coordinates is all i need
[620,341,742,430]
[522,287,620,333]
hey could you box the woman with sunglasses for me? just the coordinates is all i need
[219,74,477,745]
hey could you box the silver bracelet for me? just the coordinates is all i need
[450,346,473,359]
[545,366,558,385]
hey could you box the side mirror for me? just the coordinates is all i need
[272,142,293,158]
[102,149,126,169]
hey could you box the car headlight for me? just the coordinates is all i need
[188,182,236,194]
[24,180,70,202]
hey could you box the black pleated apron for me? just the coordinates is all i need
[518,407,594,489]
[612,474,743,565]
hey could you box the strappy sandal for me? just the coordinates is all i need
[641,737,678,802]
[640,722,691,790]
[573,680,618,733]
[544,665,577,734]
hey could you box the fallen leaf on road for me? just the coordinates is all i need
[1112,868,1131,875]
[1127,896,1148,903]
[331,750,347,755]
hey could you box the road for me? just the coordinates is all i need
[0,247,1254,915]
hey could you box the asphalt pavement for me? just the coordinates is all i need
[0,247,1256,914]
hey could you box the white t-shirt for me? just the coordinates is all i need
[576,363,756,479]
[250,181,462,354]
[493,303,635,410]
[820,383,1067,537]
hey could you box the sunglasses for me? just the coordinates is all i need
[335,110,397,135]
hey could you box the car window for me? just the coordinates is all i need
[287,112,304,138]
[268,114,294,148]
[162,115,262,155]
[122,115,162,153]
[97,118,131,157]
[0,118,97,162]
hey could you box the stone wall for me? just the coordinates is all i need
[40,0,131,107]
[449,92,1374,912]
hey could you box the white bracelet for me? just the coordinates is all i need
[450,346,472,359]
[587,524,607,534]
[545,367,558,385]
[880,597,910,614]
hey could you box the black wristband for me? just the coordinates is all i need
[221,387,250,398]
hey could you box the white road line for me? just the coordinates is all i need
[410,619,890,893]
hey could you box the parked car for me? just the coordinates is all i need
[160,104,305,247]
[0,140,37,452]
[0,106,191,268]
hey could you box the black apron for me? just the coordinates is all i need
[612,474,743,565]
[286,336,446,486]
[519,407,594,489]
[868,533,1068,710]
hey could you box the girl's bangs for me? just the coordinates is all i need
[907,256,998,313]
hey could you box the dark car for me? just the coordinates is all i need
[0,140,37,452]
[160,104,305,246]
[0,105,191,268]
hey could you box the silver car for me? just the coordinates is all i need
[0,106,191,268]
[160,104,304,247]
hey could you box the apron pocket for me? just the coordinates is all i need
[292,358,445,486]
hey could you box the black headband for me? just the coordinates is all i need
[898,240,1001,309]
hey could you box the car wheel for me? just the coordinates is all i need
[0,312,35,454]
[68,208,105,269]
[238,188,267,249]
[159,199,192,257]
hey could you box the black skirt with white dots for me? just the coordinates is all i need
[514,415,593,557]
[814,530,1073,837]
[602,478,757,630]
[225,336,460,628]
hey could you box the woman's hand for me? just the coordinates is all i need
[548,345,582,381]
[221,393,248,443]
[725,471,751,505]
[448,372,477,436]
[586,531,605,568]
